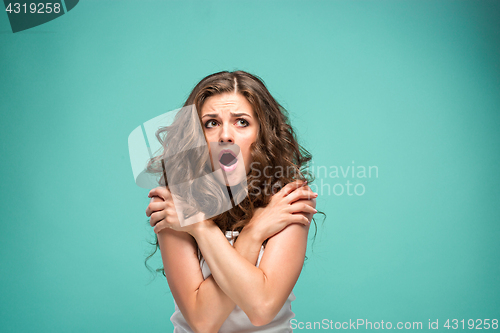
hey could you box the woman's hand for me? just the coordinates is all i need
[146,186,211,235]
[243,180,318,244]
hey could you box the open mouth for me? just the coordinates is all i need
[218,149,238,172]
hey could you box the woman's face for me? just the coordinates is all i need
[201,92,259,186]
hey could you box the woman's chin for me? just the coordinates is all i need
[212,167,246,187]
[215,174,245,187]
[226,176,246,187]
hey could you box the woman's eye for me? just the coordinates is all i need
[236,119,249,127]
[205,120,218,128]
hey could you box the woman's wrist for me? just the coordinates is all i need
[240,220,265,245]
[233,226,265,267]
[187,218,218,238]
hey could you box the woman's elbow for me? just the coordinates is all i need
[247,302,280,327]
[250,315,273,327]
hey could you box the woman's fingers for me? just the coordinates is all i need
[285,187,317,204]
[146,200,166,217]
[278,180,307,197]
[148,186,171,201]
[288,202,318,215]
[149,210,166,227]
[290,213,311,225]
[153,220,171,234]
[145,187,182,233]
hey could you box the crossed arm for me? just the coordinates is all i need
[148,182,317,332]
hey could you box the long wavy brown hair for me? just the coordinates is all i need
[144,70,321,276]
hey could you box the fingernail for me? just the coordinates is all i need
[313,193,318,197]
[314,209,318,213]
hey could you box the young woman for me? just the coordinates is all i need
[145,70,319,332]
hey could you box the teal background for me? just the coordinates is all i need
[1,0,499,331]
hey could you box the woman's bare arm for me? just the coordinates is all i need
[149,182,316,330]
[189,214,310,326]
[157,225,263,333]
[179,184,316,327]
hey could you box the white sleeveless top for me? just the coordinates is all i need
[170,231,296,332]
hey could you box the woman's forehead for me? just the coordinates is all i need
[201,93,254,117]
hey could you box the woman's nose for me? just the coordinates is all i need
[218,124,234,143]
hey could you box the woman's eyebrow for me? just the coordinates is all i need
[231,112,252,118]
[202,113,219,118]
[202,112,252,118]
